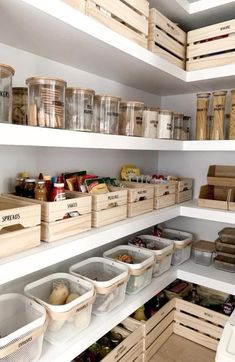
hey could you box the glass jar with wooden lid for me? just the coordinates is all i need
[229,90,235,140]
[96,95,121,134]
[12,87,28,125]
[156,110,172,139]
[211,90,227,140]
[172,113,183,140]
[65,87,95,132]
[0,63,15,123]
[119,101,144,137]
[196,92,210,140]
[26,77,67,129]
[142,107,159,138]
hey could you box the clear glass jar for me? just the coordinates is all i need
[156,110,172,139]
[119,101,144,137]
[172,113,183,140]
[97,95,121,134]
[142,107,159,138]
[211,90,227,140]
[92,95,101,133]
[196,92,210,140]
[12,87,28,125]
[230,90,235,140]
[24,178,36,199]
[182,116,191,140]
[26,77,66,128]
[0,63,15,123]
[65,87,95,131]
[35,180,47,201]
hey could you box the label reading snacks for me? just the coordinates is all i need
[2,213,20,222]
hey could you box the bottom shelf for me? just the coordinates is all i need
[39,259,234,362]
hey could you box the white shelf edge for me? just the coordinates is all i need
[176,0,235,14]
[183,140,235,151]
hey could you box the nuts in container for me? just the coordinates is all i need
[12,87,28,125]
[26,77,66,129]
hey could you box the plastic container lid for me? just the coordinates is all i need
[26,77,67,87]
[128,235,174,257]
[193,240,215,253]
[218,228,235,244]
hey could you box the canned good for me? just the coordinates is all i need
[156,110,172,139]
[96,95,121,134]
[12,87,28,125]
[66,87,95,132]
[0,63,15,123]
[26,77,66,129]
[119,101,144,136]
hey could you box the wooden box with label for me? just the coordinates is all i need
[175,177,193,203]
[154,181,176,209]
[121,182,154,217]
[0,196,41,258]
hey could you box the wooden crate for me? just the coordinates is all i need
[0,196,41,258]
[91,188,127,227]
[187,18,235,71]
[174,298,229,351]
[207,165,235,187]
[86,0,149,48]
[148,8,186,69]
[5,192,92,242]
[175,177,193,204]
[63,0,86,13]
[176,189,192,203]
[154,181,176,209]
[198,185,231,210]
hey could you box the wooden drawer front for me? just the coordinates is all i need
[144,299,175,335]
[119,339,144,362]
[92,189,127,211]
[145,323,174,362]
[92,204,127,227]
[154,182,176,197]
[146,310,175,349]
[127,199,153,217]
[176,189,192,204]
[154,193,175,210]
[63,0,86,13]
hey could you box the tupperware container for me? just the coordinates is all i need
[0,293,47,362]
[193,240,215,266]
[103,245,154,294]
[214,257,235,273]
[215,239,235,255]
[128,235,174,277]
[24,273,95,346]
[161,228,193,266]
[218,228,235,244]
[216,252,235,264]
[69,257,128,316]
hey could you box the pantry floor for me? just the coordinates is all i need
[150,334,216,362]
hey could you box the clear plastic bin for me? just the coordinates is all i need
[128,235,174,277]
[69,257,128,316]
[103,245,154,294]
[0,64,15,124]
[162,228,193,266]
[193,240,215,266]
[0,293,46,362]
[24,273,95,345]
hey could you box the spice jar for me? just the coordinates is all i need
[65,87,95,131]
[142,107,158,138]
[12,87,28,125]
[26,77,66,128]
[15,178,25,196]
[229,90,235,140]
[35,180,47,201]
[119,101,144,136]
[92,95,100,133]
[211,90,227,140]
[182,116,191,140]
[156,110,172,139]
[24,178,36,199]
[172,113,183,140]
[0,64,15,123]
[96,95,120,134]
[196,93,210,140]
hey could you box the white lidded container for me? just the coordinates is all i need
[128,235,174,277]
[24,273,95,346]
[69,257,128,315]
[0,293,47,362]
[103,245,154,294]
[162,228,193,266]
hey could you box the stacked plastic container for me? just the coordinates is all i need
[215,228,235,272]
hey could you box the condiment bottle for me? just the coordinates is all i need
[24,178,36,198]
[43,175,52,199]
[35,180,47,201]
[50,182,66,201]
[15,178,25,196]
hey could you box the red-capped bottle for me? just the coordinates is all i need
[50,182,66,202]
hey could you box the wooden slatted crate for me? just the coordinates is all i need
[84,0,149,48]
[198,185,231,210]
[63,0,86,13]
[120,182,154,217]
[175,177,193,204]
[0,196,41,258]
[153,181,176,209]
[187,18,235,71]
[148,8,186,69]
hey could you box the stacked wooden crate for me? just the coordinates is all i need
[153,181,176,209]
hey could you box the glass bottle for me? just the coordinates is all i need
[24,178,36,198]
[35,180,47,201]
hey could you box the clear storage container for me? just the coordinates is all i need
[12,87,28,125]
[216,252,235,264]
[96,95,121,134]
[229,89,235,139]
[26,77,66,129]
[193,240,215,266]
[103,245,154,295]
[24,273,95,346]
[211,90,227,140]
[0,293,46,362]
[172,113,183,140]
[119,101,144,137]
[182,116,191,140]
[69,257,128,316]
[162,228,193,266]
[214,257,235,273]
[65,87,95,131]
[196,92,210,140]
[215,239,235,254]
[128,235,174,277]
[142,107,158,138]
[218,228,235,244]
[156,110,172,139]
[0,64,15,124]
[92,95,101,133]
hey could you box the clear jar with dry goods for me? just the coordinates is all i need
[229,90,235,140]
[119,101,144,137]
[65,87,95,132]
[12,87,27,125]
[97,95,121,134]
[26,77,66,129]
[142,107,158,138]
[196,92,210,140]
[181,116,191,140]
[0,63,15,123]
[211,90,227,140]
[92,95,101,133]
[156,110,172,139]
[172,113,183,140]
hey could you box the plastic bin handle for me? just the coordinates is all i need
[155,251,173,261]
[129,260,154,276]
[174,241,192,250]
[47,292,96,321]
[0,316,48,359]
[96,275,129,295]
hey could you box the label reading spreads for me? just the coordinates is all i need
[2,213,20,222]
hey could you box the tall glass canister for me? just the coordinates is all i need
[211,90,227,140]
[229,90,235,140]
[119,101,144,136]
[0,64,15,123]
[196,92,210,140]
[98,95,121,134]
[12,87,28,125]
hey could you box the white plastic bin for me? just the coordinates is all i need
[0,293,47,362]
[24,273,95,346]
[69,257,129,316]
[129,235,174,277]
[162,228,193,266]
[103,245,154,294]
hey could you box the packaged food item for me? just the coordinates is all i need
[120,164,140,181]
[211,90,227,140]
[0,63,15,123]
[85,178,109,194]
[12,87,28,125]
[156,110,172,139]
[196,92,210,140]
[119,101,144,136]
[43,175,52,198]
[50,182,66,201]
